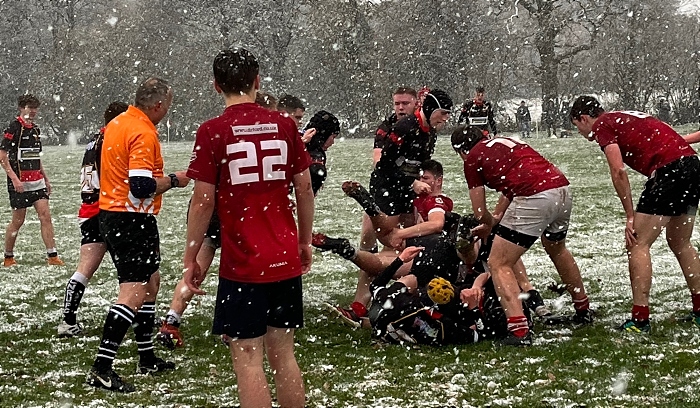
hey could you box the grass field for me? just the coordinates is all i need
[1,128,700,407]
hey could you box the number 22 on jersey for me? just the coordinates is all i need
[227,140,288,185]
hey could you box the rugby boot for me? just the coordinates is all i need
[87,367,135,393]
[3,257,17,267]
[137,357,175,375]
[312,233,356,260]
[498,331,533,347]
[57,321,83,338]
[617,318,651,333]
[342,181,381,217]
[324,302,366,329]
[156,321,183,349]
[47,256,65,266]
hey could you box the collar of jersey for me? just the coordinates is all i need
[16,116,34,129]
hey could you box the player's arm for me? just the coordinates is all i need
[182,179,215,295]
[492,194,511,222]
[488,104,498,135]
[469,186,495,227]
[0,149,20,187]
[372,148,382,166]
[393,211,445,241]
[683,130,700,144]
[293,168,315,274]
[603,143,636,245]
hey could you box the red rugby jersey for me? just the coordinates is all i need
[187,103,311,283]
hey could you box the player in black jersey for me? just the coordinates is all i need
[457,86,498,136]
[368,88,452,237]
[58,102,129,337]
[304,110,340,196]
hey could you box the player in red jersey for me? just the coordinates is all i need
[452,125,592,346]
[57,101,128,338]
[570,95,700,333]
[183,48,313,408]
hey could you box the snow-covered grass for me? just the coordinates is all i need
[1,131,700,407]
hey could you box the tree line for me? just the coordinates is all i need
[0,0,698,143]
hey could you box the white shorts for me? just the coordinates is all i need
[499,185,572,240]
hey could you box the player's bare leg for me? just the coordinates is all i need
[265,327,305,408]
[229,336,272,407]
[665,214,700,323]
[3,208,26,266]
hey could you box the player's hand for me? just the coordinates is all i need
[174,170,190,188]
[11,177,24,193]
[460,287,483,309]
[412,180,431,195]
[302,128,316,143]
[183,261,206,295]
[398,246,424,262]
[299,243,313,274]
[387,231,405,251]
[473,223,491,243]
[44,179,51,195]
[625,216,637,248]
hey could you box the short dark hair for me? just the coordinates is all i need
[213,48,259,95]
[104,101,129,125]
[18,94,40,108]
[451,125,485,154]
[393,87,417,98]
[475,86,485,93]
[277,94,305,112]
[569,95,605,122]
[255,91,277,110]
[135,77,170,109]
[421,159,443,178]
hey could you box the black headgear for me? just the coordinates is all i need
[304,110,340,151]
[421,89,453,125]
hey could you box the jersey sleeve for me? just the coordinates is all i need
[186,122,219,185]
[126,132,159,178]
[428,196,453,215]
[592,117,618,149]
[463,150,485,190]
[1,121,18,151]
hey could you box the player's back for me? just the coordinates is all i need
[191,102,311,283]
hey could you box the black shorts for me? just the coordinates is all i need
[8,188,49,210]
[80,216,104,245]
[637,155,700,216]
[369,171,415,216]
[99,210,160,284]
[212,276,303,340]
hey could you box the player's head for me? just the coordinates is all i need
[304,110,340,151]
[427,277,455,305]
[135,77,172,125]
[520,100,526,106]
[569,95,605,141]
[103,101,129,125]
[421,88,453,130]
[474,86,485,103]
[277,94,305,126]
[451,125,485,157]
[255,91,277,111]
[419,159,443,191]
[213,47,260,96]
[392,87,417,119]
[18,94,40,109]
[17,94,40,122]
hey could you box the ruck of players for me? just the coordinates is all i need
[3,45,700,408]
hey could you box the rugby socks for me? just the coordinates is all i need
[350,302,368,318]
[133,302,157,364]
[63,272,89,325]
[164,310,182,327]
[572,295,590,312]
[506,315,530,338]
[691,293,700,315]
[93,304,135,371]
[4,251,13,259]
[46,248,58,258]
[631,304,650,322]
